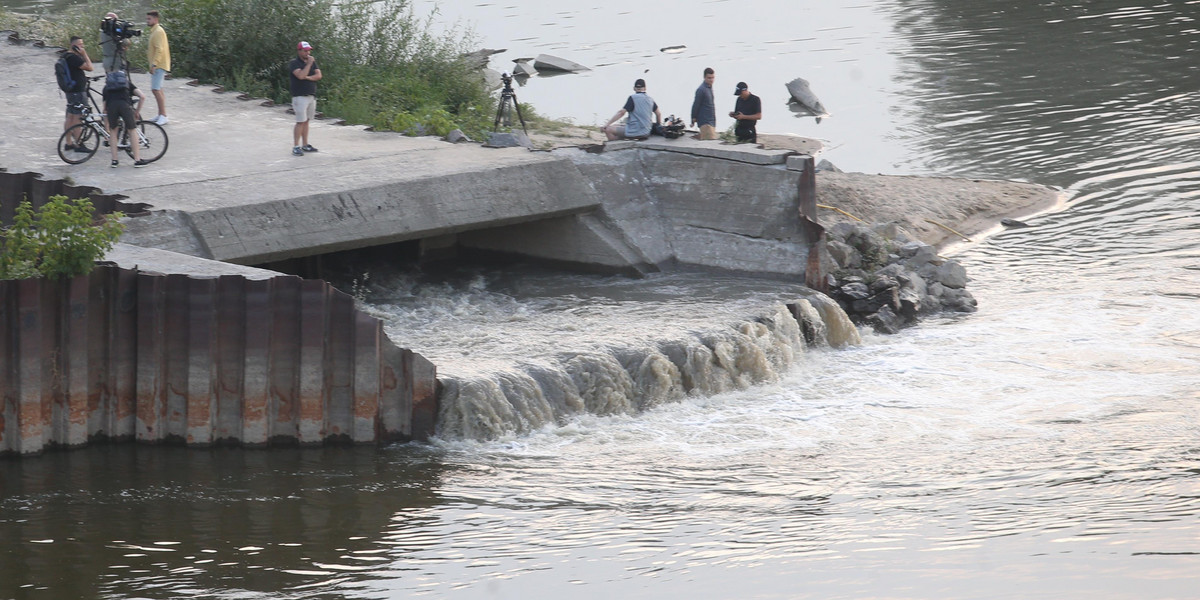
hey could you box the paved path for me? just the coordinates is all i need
[1,39,553,208]
[1,39,606,264]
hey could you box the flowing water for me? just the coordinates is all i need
[3,1,1200,598]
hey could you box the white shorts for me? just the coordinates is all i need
[292,95,316,122]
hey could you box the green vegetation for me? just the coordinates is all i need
[159,0,497,138]
[7,0,587,142]
[0,196,125,280]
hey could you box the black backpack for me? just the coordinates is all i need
[55,55,76,92]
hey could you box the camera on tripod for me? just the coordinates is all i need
[101,17,141,39]
[493,71,528,133]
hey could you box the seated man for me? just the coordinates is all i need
[603,78,661,141]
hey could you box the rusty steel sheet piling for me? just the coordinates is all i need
[0,265,437,456]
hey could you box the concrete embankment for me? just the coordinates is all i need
[1,36,1062,453]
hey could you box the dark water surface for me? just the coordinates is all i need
[4,1,1200,599]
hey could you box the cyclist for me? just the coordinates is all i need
[101,70,148,167]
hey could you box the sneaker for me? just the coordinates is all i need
[73,145,91,153]
[292,146,304,156]
[64,144,77,151]
[301,144,319,153]
[110,160,118,168]
[154,115,169,125]
[134,159,150,168]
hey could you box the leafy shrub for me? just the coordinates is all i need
[0,196,125,280]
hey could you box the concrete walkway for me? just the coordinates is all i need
[3,39,612,264]
[3,39,547,200]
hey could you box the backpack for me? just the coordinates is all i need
[104,70,129,93]
[55,55,76,92]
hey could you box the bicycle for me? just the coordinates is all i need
[56,75,169,165]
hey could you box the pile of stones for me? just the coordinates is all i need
[822,222,976,334]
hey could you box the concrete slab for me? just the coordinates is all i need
[104,243,284,279]
[1,39,602,263]
[600,135,796,166]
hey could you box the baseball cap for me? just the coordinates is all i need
[734,81,748,95]
[297,41,313,50]
[634,78,646,89]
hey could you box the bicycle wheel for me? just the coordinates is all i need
[124,120,168,163]
[57,123,99,164]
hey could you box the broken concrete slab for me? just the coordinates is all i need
[533,53,589,73]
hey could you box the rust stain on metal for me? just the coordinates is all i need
[0,265,435,456]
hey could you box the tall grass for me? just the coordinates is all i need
[159,0,495,136]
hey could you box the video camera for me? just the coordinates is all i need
[100,17,141,39]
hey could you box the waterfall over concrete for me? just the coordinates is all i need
[432,297,860,441]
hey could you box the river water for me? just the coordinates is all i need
[3,1,1200,598]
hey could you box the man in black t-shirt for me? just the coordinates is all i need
[101,71,147,167]
[62,36,94,151]
[289,41,322,156]
[729,81,762,144]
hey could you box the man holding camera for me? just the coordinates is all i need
[290,41,322,156]
[146,10,170,125]
[100,12,124,73]
[62,36,94,152]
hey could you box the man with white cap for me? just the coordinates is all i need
[290,41,323,156]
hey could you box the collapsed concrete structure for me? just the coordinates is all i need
[0,37,1060,454]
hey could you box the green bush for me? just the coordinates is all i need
[0,196,125,280]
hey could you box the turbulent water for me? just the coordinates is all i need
[3,1,1200,598]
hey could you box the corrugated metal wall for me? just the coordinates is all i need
[0,265,437,456]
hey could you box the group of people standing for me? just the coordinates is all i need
[59,9,170,167]
[603,67,762,144]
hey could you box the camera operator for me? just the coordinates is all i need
[62,36,94,152]
[100,12,121,72]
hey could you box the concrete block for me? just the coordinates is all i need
[636,138,793,165]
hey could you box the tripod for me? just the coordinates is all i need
[493,74,528,134]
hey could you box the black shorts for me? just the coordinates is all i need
[65,91,86,115]
[107,101,137,131]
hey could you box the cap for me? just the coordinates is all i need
[734,81,748,95]
[634,78,646,89]
[297,41,313,50]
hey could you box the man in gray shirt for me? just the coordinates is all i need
[691,67,717,140]
[99,12,123,72]
[603,78,661,141]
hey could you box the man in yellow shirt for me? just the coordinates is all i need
[146,9,170,125]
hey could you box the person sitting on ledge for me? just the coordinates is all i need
[603,78,661,141]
